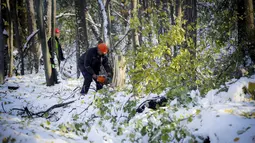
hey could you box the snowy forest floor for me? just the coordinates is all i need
[0,71,255,143]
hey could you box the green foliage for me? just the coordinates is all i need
[128,20,196,96]
[128,0,244,98]
[128,110,196,143]
[2,136,16,143]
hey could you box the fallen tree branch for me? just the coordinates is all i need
[78,101,93,115]
[112,10,129,23]
[1,102,6,113]
[112,30,131,52]
[35,100,75,117]
[10,100,76,118]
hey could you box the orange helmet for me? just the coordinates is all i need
[97,75,106,84]
[98,43,108,54]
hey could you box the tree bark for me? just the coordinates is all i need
[46,0,52,39]
[237,0,248,65]
[0,0,5,84]
[50,0,57,83]
[184,0,197,52]
[36,0,54,86]
[183,0,197,90]
[131,0,140,95]
[12,0,24,75]
[26,0,40,73]
[244,0,255,63]
[112,55,126,88]
[98,0,110,45]
[75,0,89,78]
[131,0,140,50]
[7,0,13,77]
[176,0,182,20]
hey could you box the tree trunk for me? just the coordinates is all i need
[26,0,40,73]
[183,0,197,90]
[176,0,182,20]
[106,2,114,69]
[46,0,52,39]
[112,55,126,88]
[36,0,54,86]
[50,0,57,83]
[131,0,140,50]
[131,0,140,95]
[7,0,13,77]
[98,0,110,45]
[170,1,175,25]
[0,0,5,84]
[75,0,89,78]
[184,0,197,48]
[12,0,24,75]
[244,0,255,63]
[237,0,247,65]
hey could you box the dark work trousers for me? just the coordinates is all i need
[81,71,103,94]
[52,68,59,84]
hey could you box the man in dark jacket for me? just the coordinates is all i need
[78,43,112,95]
[47,28,65,84]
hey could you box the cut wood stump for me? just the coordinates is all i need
[112,55,126,88]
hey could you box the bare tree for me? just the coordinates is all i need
[36,0,54,86]
[184,0,197,50]
[12,0,24,75]
[0,0,5,84]
[26,0,40,73]
[75,0,89,78]
[46,0,52,39]
[244,0,255,63]
[131,0,140,50]
[6,0,13,77]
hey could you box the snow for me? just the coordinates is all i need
[3,29,8,36]
[0,71,255,142]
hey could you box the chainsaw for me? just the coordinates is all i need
[96,75,112,84]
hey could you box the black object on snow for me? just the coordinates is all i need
[136,96,168,113]
[8,86,19,90]
[203,136,210,143]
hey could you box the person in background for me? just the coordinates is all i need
[78,43,112,95]
[47,28,65,84]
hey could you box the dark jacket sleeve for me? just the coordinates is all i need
[84,49,95,75]
[56,38,65,61]
[102,56,112,75]
[47,38,54,64]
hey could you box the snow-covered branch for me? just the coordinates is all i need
[23,29,39,49]
[56,12,75,19]
[112,10,129,23]
[98,0,109,44]
[86,12,102,42]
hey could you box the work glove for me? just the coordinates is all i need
[92,74,97,79]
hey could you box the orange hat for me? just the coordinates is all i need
[98,43,108,54]
[97,75,106,84]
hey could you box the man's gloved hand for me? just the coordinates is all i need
[50,58,55,64]
[92,74,97,79]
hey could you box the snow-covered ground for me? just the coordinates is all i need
[0,72,255,143]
